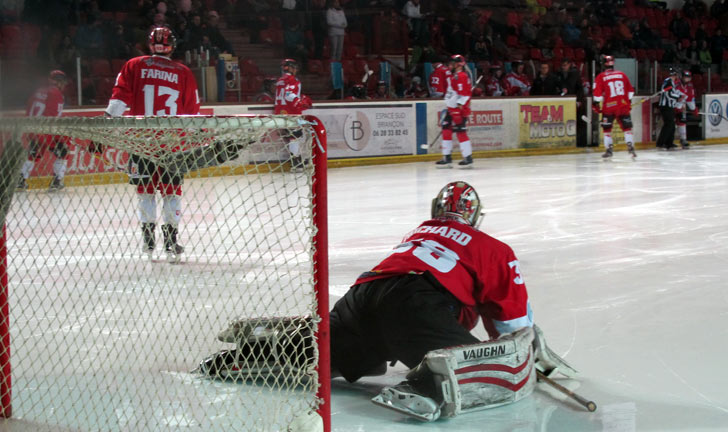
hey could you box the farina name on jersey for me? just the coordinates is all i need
[140,69,179,83]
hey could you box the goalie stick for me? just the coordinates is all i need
[537,370,597,412]
[421,75,484,150]
[698,111,728,122]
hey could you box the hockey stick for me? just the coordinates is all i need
[698,111,728,122]
[537,370,597,412]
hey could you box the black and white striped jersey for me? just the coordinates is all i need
[659,77,683,108]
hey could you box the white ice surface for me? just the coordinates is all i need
[3,145,728,431]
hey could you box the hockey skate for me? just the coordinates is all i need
[290,156,305,173]
[372,382,442,422]
[141,223,156,259]
[601,146,613,159]
[162,224,183,263]
[17,176,27,191]
[435,154,453,169]
[48,176,64,191]
[457,155,473,169]
[627,144,637,158]
[680,139,690,149]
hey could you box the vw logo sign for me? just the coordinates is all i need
[708,99,722,126]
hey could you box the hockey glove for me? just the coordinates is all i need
[299,95,313,110]
[448,107,464,126]
[592,103,601,115]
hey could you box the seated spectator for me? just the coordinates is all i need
[51,34,79,73]
[205,10,234,54]
[471,34,490,62]
[695,22,709,44]
[503,60,531,96]
[346,84,369,100]
[284,21,308,71]
[531,62,561,96]
[670,11,691,41]
[484,63,505,97]
[372,80,394,99]
[562,16,581,45]
[187,14,205,49]
[521,14,538,47]
[75,15,105,58]
[404,76,429,98]
[107,23,133,59]
[699,39,713,68]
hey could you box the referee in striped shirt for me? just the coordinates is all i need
[656,68,683,150]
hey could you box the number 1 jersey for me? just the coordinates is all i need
[110,55,200,116]
[354,217,532,338]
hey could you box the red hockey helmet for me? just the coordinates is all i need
[603,55,615,68]
[431,181,482,228]
[49,70,68,84]
[148,27,176,56]
[281,58,299,74]
[682,70,692,80]
[449,54,466,67]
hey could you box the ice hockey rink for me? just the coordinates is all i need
[4,144,728,431]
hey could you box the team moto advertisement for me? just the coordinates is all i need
[518,100,577,148]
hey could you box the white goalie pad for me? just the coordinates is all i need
[422,326,537,419]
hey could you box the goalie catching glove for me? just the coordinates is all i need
[198,316,315,381]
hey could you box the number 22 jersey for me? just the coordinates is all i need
[354,217,533,338]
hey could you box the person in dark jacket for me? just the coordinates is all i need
[531,62,562,96]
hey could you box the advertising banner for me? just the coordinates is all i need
[703,94,728,139]
[518,100,577,148]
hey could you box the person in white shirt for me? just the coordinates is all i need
[326,0,347,61]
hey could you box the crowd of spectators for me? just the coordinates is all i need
[4,0,728,106]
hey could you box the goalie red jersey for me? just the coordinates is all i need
[593,69,634,116]
[274,73,303,114]
[355,218,532,338]
[109,55,200,116]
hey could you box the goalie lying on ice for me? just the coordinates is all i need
[200,181,577,421]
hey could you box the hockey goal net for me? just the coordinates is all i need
[0,115,330,431]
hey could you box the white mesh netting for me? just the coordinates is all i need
[0,115,328,431]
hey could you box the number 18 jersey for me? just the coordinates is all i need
[593,69,634,116]
[354,217,532,338]
[110,55,200,116]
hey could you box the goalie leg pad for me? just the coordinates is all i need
[405,326,536,418]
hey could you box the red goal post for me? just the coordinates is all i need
[0,114,330,431]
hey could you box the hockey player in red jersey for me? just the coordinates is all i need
[503,60,531,96]
[274,58,312,169]
[484,63,505,97]
[436,54,474,168]
[592,55,636,158]
[104,27,201,263]
[428,62,450,98]
[18,70,69,191]
[203,181,577,421]
[676,70,697,149]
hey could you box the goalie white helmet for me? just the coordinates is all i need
[431,181,482,228]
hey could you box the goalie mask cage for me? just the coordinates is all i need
[0,115,330,432]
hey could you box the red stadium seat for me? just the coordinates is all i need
[239,58,261,76]
[111,58,125,75]
[307,59,325,76]
[90,59,112,77]
[506,35,518,48]
[94,77,115,101]
[530,48,542,60]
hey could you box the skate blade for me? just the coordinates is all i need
[166,252,182,264]
[435,164,453,169]
[457,164,473,169]
[371,393,440,422]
